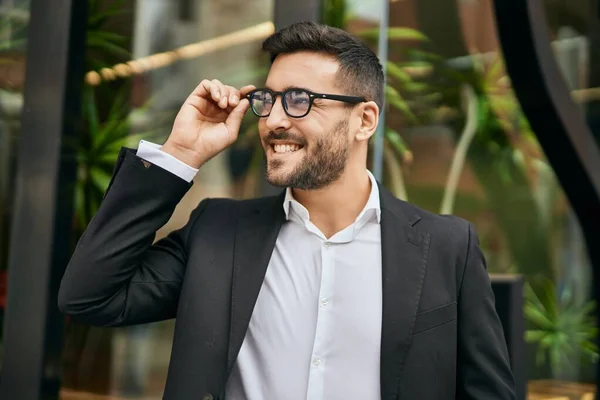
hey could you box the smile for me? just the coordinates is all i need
[273,144,301,153]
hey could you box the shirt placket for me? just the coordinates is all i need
[306,240,336,400]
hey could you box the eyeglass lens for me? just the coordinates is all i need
[250,89,311,117]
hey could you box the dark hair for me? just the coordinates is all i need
[262,21,384,111]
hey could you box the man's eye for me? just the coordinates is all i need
[291,97,309,104]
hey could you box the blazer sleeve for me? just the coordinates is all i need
[456,222,517,399]
[58,147,206,327]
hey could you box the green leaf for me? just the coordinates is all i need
[91,119,119,149]
[402,82,429,93]
[107,88,130,119]
[104,0,129,16]
[97,151,123,164]
[398,61,434,69]
[524,303,555,330]
[83,86,100,135]
[538,279,558,318]
[89,0,101,16]
[87,59,113,71]
[486,55,505,82]
[86,36,130,59]
[535,345,547,366]
[321,0,347,29]
[0,38,26,51]
[385,128,409,155]
[88,0,130,26]
[580,340,599,356]
[357,27,428,42]
[385,85,417,123]
[525,330,548,343]
[88,30,128,44]
[89,167,112,192]
[96,120,130,150]
[403,48,443,62]
[387,62,412,84]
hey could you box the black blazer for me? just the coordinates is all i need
[58,148,516,400]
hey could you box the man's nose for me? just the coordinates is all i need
[265,97,292,132]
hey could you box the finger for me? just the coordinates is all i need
[239,85,257,97]
[219,96,229,109]
[190,79,212,98]
[210,81,221,103]
[214,80,231,109]
[233,85,256,110]
[225,98,251,135]
[226,86,240,107]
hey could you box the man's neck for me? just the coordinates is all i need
[291,166,372,239]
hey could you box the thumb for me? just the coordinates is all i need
[225,98,251,134]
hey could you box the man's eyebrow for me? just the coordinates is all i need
[264,85,315,93]
[285,85,314,92]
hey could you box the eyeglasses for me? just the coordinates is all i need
[246,88,367,118]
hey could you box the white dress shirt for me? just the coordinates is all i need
[137,140,383,400]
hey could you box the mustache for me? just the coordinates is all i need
[264,131,307,146]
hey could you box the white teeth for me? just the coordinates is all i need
[274,144,300,153]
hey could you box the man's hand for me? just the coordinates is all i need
[161,79,256,168]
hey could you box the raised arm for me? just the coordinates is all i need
[58,148,205,326]
[58,79,255,326]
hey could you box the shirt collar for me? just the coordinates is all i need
[282,170,382,224]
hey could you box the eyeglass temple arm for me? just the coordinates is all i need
[246,90,366,103]
[311,93,366,103]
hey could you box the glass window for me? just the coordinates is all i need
[327,0,596,396]
[542,0,600,147]
[58,0,598,398]
[60,0,273,398]
[0,0,30,368]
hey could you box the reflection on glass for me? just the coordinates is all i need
[56,0,598,397]
[60,0,273,398]
[543,0,600,147]
[0,0,30,369]
[326,0,596,396]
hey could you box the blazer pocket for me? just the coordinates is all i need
[413,302,457,335]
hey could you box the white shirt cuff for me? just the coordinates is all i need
[137,140,199,183]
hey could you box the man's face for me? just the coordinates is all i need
[258,52,355,190]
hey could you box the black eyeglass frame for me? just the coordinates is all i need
[245,88,367,118]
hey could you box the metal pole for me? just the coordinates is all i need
[372,0,389,181]
[0,0,87,398]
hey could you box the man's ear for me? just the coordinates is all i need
[355,101,379,142]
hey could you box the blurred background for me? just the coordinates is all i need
[1,0,600,399]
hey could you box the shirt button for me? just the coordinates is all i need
[313,358,321,366]
[320,298,329,306]
[323,242,331,249]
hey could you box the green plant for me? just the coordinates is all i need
[69,0,134,236]
[320,0,559,283]
[322,0,346,29]
[524,277,598,379]
[70,85,170,235]
[0,1,130,71]
[0,1,29,54]
[86,0,131,71]
[443,56,554,280]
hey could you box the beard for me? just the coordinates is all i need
[265,119,350,190]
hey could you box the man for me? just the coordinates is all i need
[59,22,515,400]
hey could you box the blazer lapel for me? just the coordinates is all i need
[227,193,286,374]
[379,186,431,400]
